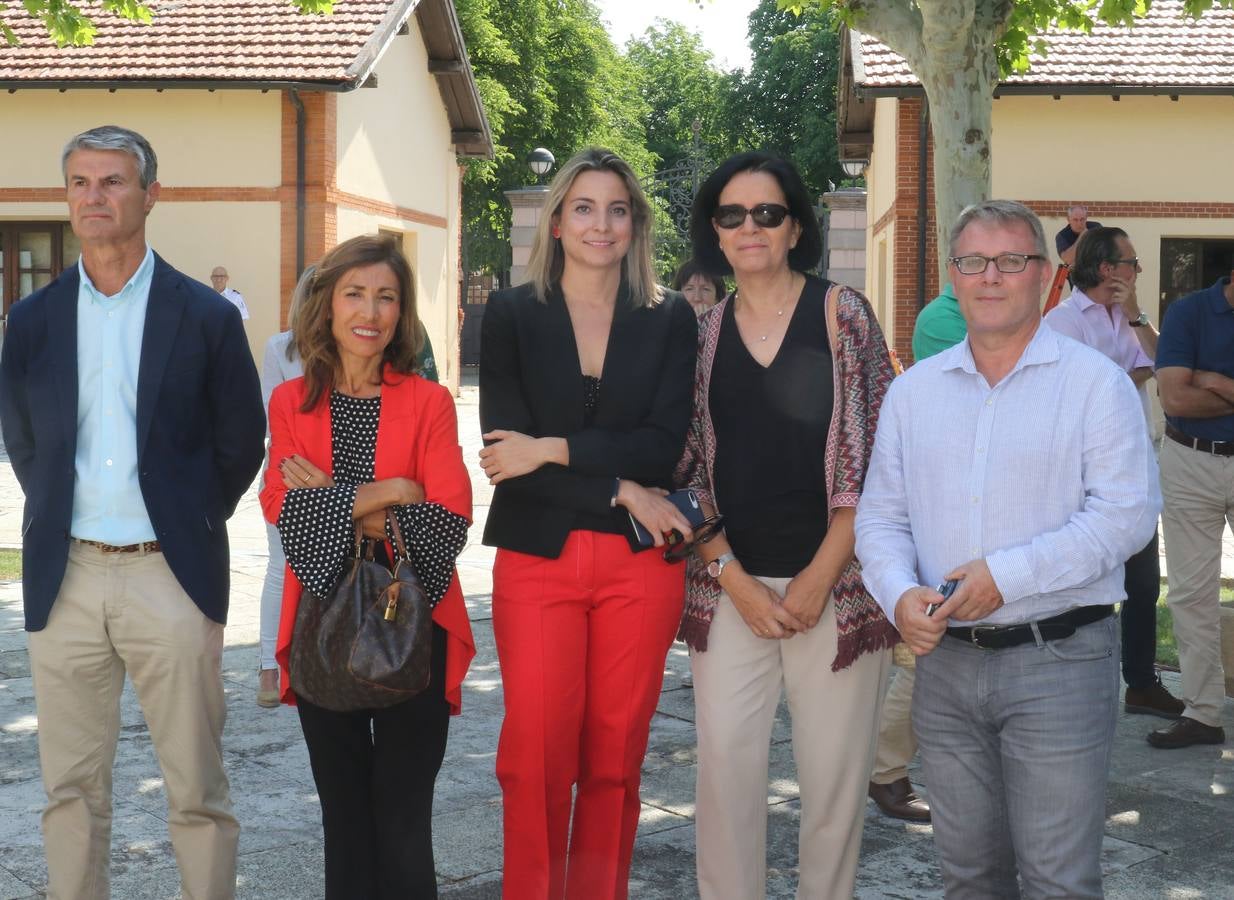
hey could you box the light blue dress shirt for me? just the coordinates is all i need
[71,246,158,543]
[855,323,1161,627]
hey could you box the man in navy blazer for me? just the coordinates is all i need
[0,125,265,899]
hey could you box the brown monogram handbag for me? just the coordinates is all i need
[289,511,433,711]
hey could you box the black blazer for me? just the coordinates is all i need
[0,254,266,630]
[479,281,697,557]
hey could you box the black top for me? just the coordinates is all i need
[479,282,698,558]
[582,375,601,425]
[277,391,468,606]
[710,275,833,577]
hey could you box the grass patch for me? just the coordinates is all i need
[0,548,19,581]
[1155,584,1234,669]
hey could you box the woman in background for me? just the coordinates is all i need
[256,265,312,706]
[671,257,726,316]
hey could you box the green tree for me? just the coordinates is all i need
[1,0,333,46]
[781,0,1234,278]
[455,0,652,275]
[727,0,843,202]
[624,19,731,171]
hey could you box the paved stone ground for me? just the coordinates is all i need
[0,375,1232,898]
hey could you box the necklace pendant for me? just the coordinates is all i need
[777,309,784,316]
[760,334,768,341]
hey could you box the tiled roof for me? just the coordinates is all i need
[0,0,395,85]
[853,0,1234,91]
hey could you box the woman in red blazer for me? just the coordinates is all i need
[260,235,474,900]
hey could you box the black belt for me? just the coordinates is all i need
[945,605,1113,650]
[1166,424,1234,457]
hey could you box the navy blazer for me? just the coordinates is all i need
[0,254,266,630]
[479,282,697,557]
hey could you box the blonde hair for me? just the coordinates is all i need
[524,148,661,308]
[294,235,424,411]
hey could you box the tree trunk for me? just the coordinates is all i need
[854,0,1009,287]
[919,59,997,285]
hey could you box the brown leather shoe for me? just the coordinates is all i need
[1124,679,1184,719]
[868,778,931,822]
[1146,716,1226,749]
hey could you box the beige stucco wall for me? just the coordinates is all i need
[0,90,281,188]
[335,20,456,218]
[864,98,900,311]
[860,93,1234,347]
[992,95,1234,203]
[0,89,284,363]
[150,202,282,362]
[334,17,463,393]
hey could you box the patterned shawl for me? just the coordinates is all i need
[674,279,900,670]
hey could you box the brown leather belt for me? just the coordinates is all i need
[73,538,162,554]
[1166,424,1234,457]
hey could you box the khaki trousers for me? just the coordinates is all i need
[1160,439,1234,727]
[28,542,238,900]
[871,664,916,784]
[690,577,890,900]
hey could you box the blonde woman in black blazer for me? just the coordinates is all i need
[479,148,697,900]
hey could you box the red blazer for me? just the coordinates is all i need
[260,368,475,714]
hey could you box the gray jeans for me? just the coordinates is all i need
[913,613,1119,899]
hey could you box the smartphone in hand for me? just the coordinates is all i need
[926,579,960,617]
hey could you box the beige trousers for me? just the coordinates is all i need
[28,542,238,900]
[1160,439,1234,727]
[690,577,890,900]
[870,664,916,784]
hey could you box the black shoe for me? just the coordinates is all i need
[1124,679,1184,719]
[1146,716,1226,749]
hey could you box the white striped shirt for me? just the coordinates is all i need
[855,322,1161,626]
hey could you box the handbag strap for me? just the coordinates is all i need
[385,509,411,562]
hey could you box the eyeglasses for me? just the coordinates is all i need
[948,253,1047,275]
[1111,257,1141,269]
[713,203,790,230]
[662,514,725,562]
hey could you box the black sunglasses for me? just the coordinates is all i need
[663,514,726,562]
[713,203,790,230]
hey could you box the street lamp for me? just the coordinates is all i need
[527,147,555,185]
[840,158,868,179]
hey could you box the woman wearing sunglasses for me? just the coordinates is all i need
[675,152,898,899]
[478,147,698,899]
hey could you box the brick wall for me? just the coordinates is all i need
[890,97,938,364]
[279,90,338,326]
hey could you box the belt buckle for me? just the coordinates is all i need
[970,625,1000,648]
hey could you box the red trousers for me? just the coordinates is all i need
[493,530,686,900]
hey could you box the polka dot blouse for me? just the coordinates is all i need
[277,391,468,607]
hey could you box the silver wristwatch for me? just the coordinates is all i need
[1128,312,1150,328]
[707,552,736,580]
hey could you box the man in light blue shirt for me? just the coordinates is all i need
[856,200,1160,899]
[0,126,265,899]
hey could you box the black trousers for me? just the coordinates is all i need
[1121,530,1161,689]
[297,624,450,900]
